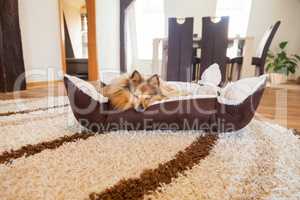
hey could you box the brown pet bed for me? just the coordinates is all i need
[64,74,267,132]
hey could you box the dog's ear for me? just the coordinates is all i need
[148,75,160,87]
[130,70,143,84]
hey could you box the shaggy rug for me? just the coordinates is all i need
[0,97,299,200]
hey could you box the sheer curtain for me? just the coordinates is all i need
[125,0,165,75]
[125,2,137,73]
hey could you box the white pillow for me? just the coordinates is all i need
[65,75,108,103]
[166,64,223,100]
[218,75,268,105]
[198,63,222,87]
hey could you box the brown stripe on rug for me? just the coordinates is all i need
[89,134,218,200]
[0,132,94,164]
[0,104,69,117]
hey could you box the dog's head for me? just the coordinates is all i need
[132,74,165,112]
[128,70,144,92]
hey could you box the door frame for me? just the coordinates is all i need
[58,0,99,81]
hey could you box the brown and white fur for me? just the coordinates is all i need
[100,71,183,112]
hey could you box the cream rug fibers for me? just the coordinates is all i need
[0,96,69,115]
[0,97,299,200]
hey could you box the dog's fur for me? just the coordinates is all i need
[100,71,182,112]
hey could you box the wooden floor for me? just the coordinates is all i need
[1,82,300,131]
[257,87,300,131]
[0,82,66,100]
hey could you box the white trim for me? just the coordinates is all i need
[65,74,109,103]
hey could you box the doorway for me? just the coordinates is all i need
[59,0,98,81]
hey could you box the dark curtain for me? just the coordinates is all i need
[0,0,26,92]
[120,0,134,73]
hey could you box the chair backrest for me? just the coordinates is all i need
[255,21,281,75]
[200,16,229,84]
[167,17,194,82]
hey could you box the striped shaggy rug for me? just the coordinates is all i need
[0,97,299,200]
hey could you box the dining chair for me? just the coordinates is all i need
[199,16,229,85]
[229,21,281,80]
[166,17,194,82]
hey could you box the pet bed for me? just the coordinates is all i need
[64,65,267,132]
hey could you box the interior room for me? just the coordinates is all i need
[62,0,89,79]
[0,0,299,199]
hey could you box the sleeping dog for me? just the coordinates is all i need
[100,71,183,112]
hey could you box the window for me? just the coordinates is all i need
[126,0,165,73]
[134,0,165,60]
[216,0,252,37]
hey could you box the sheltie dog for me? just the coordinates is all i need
[100,71,182,112]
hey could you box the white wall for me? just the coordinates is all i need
[164,0,217,35]
[247,0,300,77]
[19,0,63,82]
[19,0,120,82]
[248,0,300,54]
[96,0,120,74]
